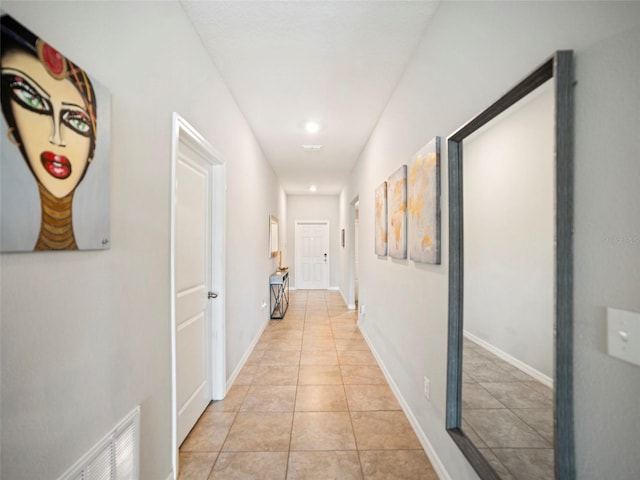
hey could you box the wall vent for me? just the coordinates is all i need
[58,406,140,480]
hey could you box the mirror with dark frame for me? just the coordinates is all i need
[446,51,575,479]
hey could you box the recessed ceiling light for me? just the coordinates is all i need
[305,121,321,134]
[309,185,317,192]
[301,144,323,151]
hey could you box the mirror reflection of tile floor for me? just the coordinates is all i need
[178,290,438,479]
[462,337,555,480]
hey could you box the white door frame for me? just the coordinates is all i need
[294,220,330,289]
[170,113,226,477]
[348,197,359,310]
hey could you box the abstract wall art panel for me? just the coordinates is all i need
[1,13,111,252]
[374,181,387,256]
[408,136,441,264]
[387,165,407,259]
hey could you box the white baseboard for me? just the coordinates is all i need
[226,316,270,390]
[358,324,452,480]
[328,286,339,291]
[463,330,553,388]
[337,287,353,309]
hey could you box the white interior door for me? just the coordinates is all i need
[175,141,213,446]
[171,114,226,477]
[295,221,329,289]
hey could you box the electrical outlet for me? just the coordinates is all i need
[360,304,365,314]
[261,300,267,309]
[423,376,430,400]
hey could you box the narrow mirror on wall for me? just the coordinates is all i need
[460,79,556,479]
[447,50,574,480]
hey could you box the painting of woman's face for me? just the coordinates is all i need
[2,49,93,198]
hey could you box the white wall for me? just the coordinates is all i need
[339,2,640,479]
[0,2,282,479]
[286,194,340,289]
[464,84,554,379]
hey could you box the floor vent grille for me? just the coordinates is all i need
[58,406,140,480]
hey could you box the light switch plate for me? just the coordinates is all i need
[607,307,640,367]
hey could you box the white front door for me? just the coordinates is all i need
[175,140,213,446]
[295,221,330,289]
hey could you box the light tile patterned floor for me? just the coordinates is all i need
[462,338,555,480]
[179,289,437,480]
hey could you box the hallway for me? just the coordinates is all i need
[178,289,437,479]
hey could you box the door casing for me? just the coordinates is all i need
[170,113,226,477]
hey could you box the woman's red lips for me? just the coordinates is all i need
[41,151,71,179]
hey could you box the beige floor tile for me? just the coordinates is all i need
[295,385,348,411]
[287,451,363,480]
[222,412,292,452]
[210,452,288,479]
[339,350,377,366]
[304,317,331,326]
[302,336,336,351]
[305,313,330,322]
[265,320,304,331]
[335,337,370,352]
[256,338,303,351]
[304,324,333,335]
[291,412,356,450]
[330,316,357,325]
[240,385,297,412]
[252,365,299,385]
[181,412,236,452]
[261,349,301,365]
[332,325,361,339]
[206,386,249,413]
[306,300,327,307]
[245,349,266,363]
[233,365,256,386]
[262,330,303,341]
[298,365,343,385]
[345,385,400,411]
[178,452,217,480]
[263,326,302,335]
[359,450,438,480]
[260,335,303,347]
[300,350,339,366]
[351,411,421,450]
[340,365,386,385]
[182,292,438,480]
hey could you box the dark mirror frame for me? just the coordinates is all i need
[446,51,575,480]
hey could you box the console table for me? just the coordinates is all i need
[269,270,289,319]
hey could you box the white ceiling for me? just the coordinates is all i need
[181,1,439,195]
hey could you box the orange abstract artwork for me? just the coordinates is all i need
[374,181,387,255]
[387,165,407,259]
[408,137,440,264]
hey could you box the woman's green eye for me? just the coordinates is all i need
[62,111,91,136]
[14,87,50,112]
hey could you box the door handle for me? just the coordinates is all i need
[208,291,218,299]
